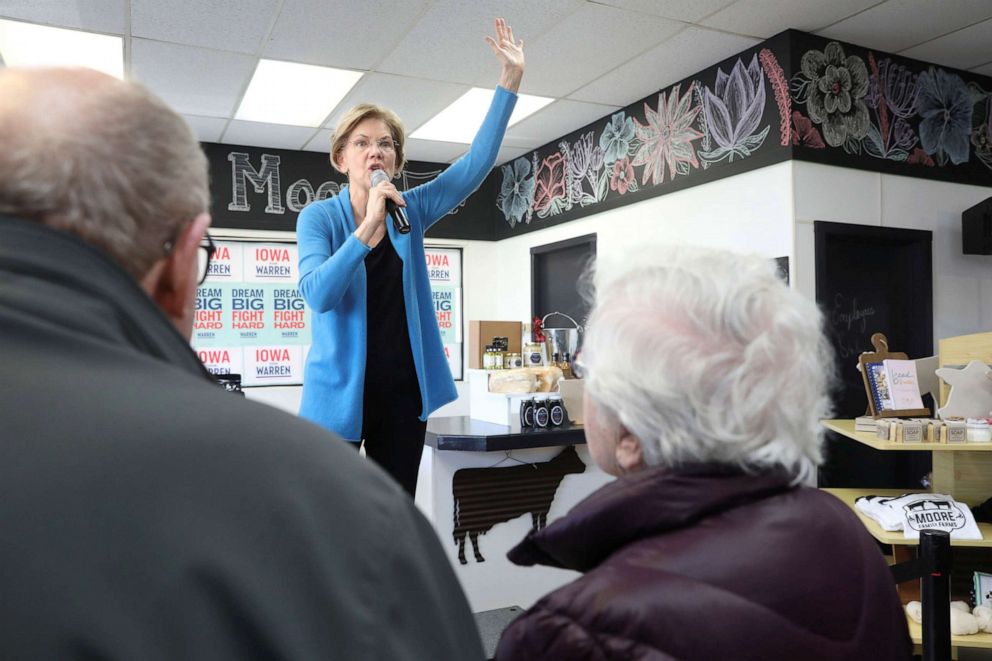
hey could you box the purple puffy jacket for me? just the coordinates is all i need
[496,465,912,661]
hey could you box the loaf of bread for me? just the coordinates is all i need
[488,369,537,394]
[487,366,564,394]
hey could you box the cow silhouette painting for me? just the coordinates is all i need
[452,445,586,565]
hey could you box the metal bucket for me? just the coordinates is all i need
[541,312,582,363]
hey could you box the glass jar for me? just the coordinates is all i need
[504,352,523,369]
[524,342,544,367]
[965,418,991,443]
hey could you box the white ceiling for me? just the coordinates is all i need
[1,0,991,165]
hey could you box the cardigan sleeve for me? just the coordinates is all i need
[296,203,370,313]
[405,86,517,230]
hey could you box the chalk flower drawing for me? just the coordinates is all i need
[700,54,770,163]
[609,156,636,195]
[916,67,973,165]
[972,98,992,170]
[533,151,568,218]
[632,84,703,185]
[497,156,535,227]
[759,48,791,145]
[791,111,825,148]
[796,41,870,148]
[862,53,919,161]
[599,111,635,165]
[567,131,607,207]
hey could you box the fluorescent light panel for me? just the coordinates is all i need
[235,59,363,127]
[0,19,123,79]
[411,88,554,143]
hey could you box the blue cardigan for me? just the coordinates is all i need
[297,86,517,441]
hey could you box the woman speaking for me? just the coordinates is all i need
[297,19,524,496]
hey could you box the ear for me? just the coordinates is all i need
[331,150,346,175]
[616,426,645,473]
[141,212,210,338]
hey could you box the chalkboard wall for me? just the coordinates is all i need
[815,221,933,488]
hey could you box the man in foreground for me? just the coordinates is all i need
[0,67,483,660]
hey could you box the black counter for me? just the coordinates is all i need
[425,416,586,452]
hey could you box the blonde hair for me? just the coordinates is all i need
[330,103,406,176]
[0,68,209,280]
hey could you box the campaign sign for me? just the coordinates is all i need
[245,242,298,283]
[243,345,304,386]
[433,286,457,343]
[205,241,242,280]
[196,346,243,377]
[270,286,309,343]
[193,284,229,345]
[425,246,462,379]
[230,284,267,343]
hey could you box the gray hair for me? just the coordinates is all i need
[0,68,209,280]
[581,245,834,484]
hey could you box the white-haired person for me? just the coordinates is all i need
[496,246,911,660]
[296,18,523,497]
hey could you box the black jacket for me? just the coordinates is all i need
[0,215,483,660]
[496,465,912,660]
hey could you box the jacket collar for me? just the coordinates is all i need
[507,463,796,572]
[0,214,213,381]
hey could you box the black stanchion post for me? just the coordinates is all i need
[920,529,951,661]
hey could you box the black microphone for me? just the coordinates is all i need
[370,169,411,234]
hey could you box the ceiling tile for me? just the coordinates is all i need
[265,0,430,70]
[701,0,880,38]
[568,27,759,107]
[520,4,683,97]
[900,18,992,69]
[132,0,280,54]
[303,128,333,153]
[131,39,256,117]
[972,61,992,76]
[504,99,621,148]
[403,138,468,164]
[222,120,318,149]
[0,0,126,34]
[592,0,737,22]
[184,115,229,142]
[322,74,470,134]
[378,0,585,86]
[495,145,532,167]
[817,0,992,53]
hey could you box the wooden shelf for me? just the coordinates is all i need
[908,616,992,649]
[823,488,992,548]
[823,419,992,451]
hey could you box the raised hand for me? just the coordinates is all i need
[485,17,524,93]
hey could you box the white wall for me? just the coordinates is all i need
[792,161,992,347]
[430,162,796,415]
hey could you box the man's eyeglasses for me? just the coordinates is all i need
[349,137,397,153]
[197,232,216,285]
[163,229,216,286]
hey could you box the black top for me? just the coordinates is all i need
[364,231,419,396]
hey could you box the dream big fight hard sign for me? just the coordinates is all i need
[192,240,311,386]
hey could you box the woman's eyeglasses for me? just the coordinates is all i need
[349,137,397,153]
